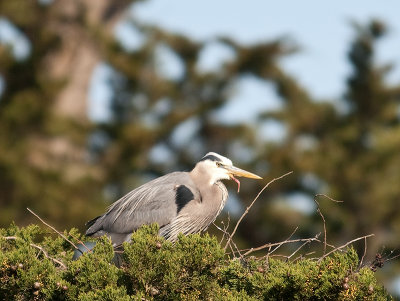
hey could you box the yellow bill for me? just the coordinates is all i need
[224,165,262,192]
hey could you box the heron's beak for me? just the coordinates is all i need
[225,165,262,180]
[224,165,262,193]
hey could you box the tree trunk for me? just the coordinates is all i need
[31,0,131,180]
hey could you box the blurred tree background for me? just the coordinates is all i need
[1,0,400,294]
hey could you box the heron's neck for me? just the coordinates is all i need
[214,181,228,216]
[189,169,228,215]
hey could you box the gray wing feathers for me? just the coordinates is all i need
[86,172,200,239]
[160,182,228,241]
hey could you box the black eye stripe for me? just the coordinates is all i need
[200,155,222,162]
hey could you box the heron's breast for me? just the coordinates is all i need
[215,181,228,215]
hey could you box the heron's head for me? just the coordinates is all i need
[196,152,262,192]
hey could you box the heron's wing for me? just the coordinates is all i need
[86,172,200,239]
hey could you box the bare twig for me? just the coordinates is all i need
[287,233,321,261]
[359,237,368,268]
[373,249,400,265]
[27,208,79,250]
[384,252,400,263]
[2,236,17,240]
[313,198,327,256]
[224,171,293,251]
[213,222,227,244]
[314,194,343,203]
[68,232,92,253]
[269,227,299,256]
[318,234,375,263]
[313,194,343,256]
[293,251,316,262]
[213,218,242,257]
[214,214,231,244]
[30,243,67,269]
[2,236,67,269]
[243,236,320,257]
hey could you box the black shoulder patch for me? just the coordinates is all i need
[175,185,195,213]
[200,154,222,162]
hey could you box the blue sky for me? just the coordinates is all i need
[103,0,400,154]
[131,0,400,99]
[2,0,399,125]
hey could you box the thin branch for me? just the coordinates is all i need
[269,227,299,256]
[314,194,343,203]
[313,194,343,256]
[2,236,66,269]
[27,208,78,250]
[214,214,231,244]
[30,243,67,269]
[313,198,327,256]
[374,249,400,264]
[68,232,92,253]
[287,233,321,261]
[213,222,227,244]
[224,171,293,251]
[385,252,400,263]
[2,236,17,240]
[243,236,320,257]
[213,219,242,257]
[359,236,368,268]
[293,251,316,262]
[318,234,375,263]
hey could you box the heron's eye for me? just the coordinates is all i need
[216,162,222,167]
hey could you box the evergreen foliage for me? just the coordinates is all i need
[0,224,391,300]
[1,0,400,294]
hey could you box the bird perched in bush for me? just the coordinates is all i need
[74,152,261,259]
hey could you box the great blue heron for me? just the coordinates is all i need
[74,152,261,258]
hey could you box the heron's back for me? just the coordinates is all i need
[85,172,201,245]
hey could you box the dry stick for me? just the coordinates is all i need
[30,243,67,269]
[213,222,227,244]
[267,254,292,259]
[287,233,321,261]
[68,232,92,253]
[313,194,343,256]
[269,226,299,256]
[213,220,242,257]
[221,219,229,244]
[215,214,231,244]
[243,237,321,257]
[294,251,317,262]
[385,252,400,263]
[375,249,400,264]
[224,171,293,251]
[27,208,79,250]
[314,194,343,204]
[359,236,368,268]
[313,198,327,256]
[213,220,236,255]
[318,234,375,263]
[2,236,67,269]
[214,220,232,247]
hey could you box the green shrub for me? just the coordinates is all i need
[0,224,392,300]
